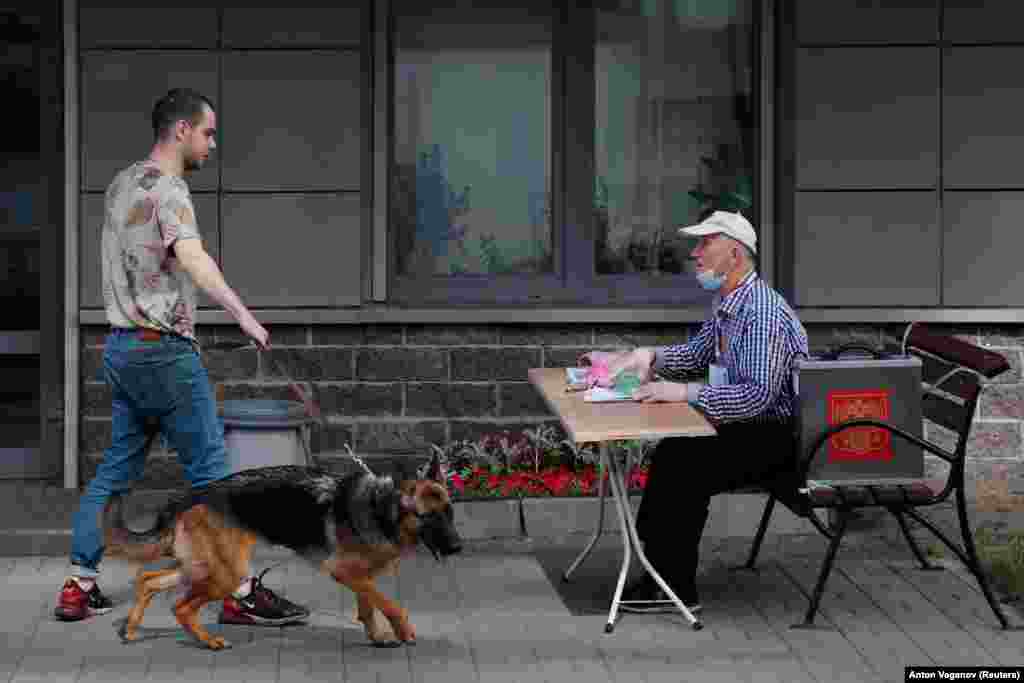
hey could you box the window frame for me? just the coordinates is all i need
[377,0,773,306]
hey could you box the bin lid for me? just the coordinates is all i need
[219,400,311,428]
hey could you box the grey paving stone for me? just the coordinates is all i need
[0,541,1021,683]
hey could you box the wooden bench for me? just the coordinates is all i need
[736,322,1018,630]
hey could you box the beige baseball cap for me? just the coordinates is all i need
[679,210,757,254]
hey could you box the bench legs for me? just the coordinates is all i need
[739,490,1016,631]
[901,499,1012,630]
[733,494,777,572]
[791,508,848,629]
[892,509,942,571]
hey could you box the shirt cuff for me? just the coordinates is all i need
[651,346,669,376]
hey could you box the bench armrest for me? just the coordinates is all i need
[799,418,955,483]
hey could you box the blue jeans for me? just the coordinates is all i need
[70,329,230,577]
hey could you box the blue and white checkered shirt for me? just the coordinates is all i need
[652,270,809,425]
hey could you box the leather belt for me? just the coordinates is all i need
[137,328,164,341]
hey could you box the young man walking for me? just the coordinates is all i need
[55,88,309,627]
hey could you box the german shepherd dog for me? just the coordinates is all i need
[105,455,461,650]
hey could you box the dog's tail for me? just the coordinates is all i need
[102,494,173,563]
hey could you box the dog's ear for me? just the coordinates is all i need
[414,458,429,481]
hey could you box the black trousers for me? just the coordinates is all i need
[634,420,799,595]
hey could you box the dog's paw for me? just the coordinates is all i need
[395,621,416,644]
[119,628,140,643]
[363,623,393,645]
[206,636,232,651]
[370,638,403,649]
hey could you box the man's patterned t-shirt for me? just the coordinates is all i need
[101,161,201,342]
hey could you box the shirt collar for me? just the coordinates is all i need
[715,269,758,319]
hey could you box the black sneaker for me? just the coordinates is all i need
[54,577,114,621]
[218,569,310,626]
[619,576,702,615]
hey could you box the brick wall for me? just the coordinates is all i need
[77,322,1024,492]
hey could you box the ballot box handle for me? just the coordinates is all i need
[820,343,886,361]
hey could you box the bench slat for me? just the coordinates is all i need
[917,352,979,402]
[907,325,1010,379]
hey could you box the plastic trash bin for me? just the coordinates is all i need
[219,400,313,473]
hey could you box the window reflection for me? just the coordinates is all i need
[392,2,553,277]
[595,0,756,275]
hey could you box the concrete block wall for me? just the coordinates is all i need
[77,322,1024,493]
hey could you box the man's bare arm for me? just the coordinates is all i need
[173,238,268,347]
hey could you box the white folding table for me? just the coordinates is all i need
[528,368,717,632]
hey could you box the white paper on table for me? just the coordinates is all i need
[565,367,589,384]
[583,386,635,402]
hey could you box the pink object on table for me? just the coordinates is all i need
[578,351,620,388]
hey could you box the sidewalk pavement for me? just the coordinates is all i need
[3,533,1024,683]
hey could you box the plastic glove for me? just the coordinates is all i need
[576,350,627,388]
[578,349,654,388]
[577,350,622,368]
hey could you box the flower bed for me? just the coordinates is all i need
[428,426,652,500]
[450,462,648,499]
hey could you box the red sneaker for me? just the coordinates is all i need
[54,577,114,621]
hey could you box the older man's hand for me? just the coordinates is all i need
[631,380,702,404]
[603,347,655,385]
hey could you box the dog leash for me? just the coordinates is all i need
[207,340,321,419]
[207,340,321,467]
[207,340,373,475]
[342,443,374,475]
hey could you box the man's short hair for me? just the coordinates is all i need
[151,88,215,141]
[735,239,757,265]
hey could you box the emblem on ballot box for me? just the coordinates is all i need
[825,389,892,461]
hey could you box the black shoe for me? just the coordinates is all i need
[219,569,310,626]
[619,576,701,615]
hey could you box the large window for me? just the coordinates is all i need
[392,1,553,279]
[389,0,759,305]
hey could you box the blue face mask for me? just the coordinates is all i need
[696,269,726,291]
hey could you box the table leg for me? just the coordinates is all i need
[604,443,633,633]
[606,443,703,632]
[562,450,609,582]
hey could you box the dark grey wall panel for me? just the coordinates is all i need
[944,1,1024,43]
[944,47,1024,189]
[80,194,220,309]
[943,192,1024,306]
[79,2,217,48]
[222,5,362,47]
[794,191,939,306]
[81,52,219,192]
[221,52,361,191]
[795,47,937,189]
[221,194,360,307]
[795,0,938,45]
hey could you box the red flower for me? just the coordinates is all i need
[626,467,649,490]
[450,473,465,493]
[541,467,574,496]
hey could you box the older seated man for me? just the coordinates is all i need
[583,210,809,613]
